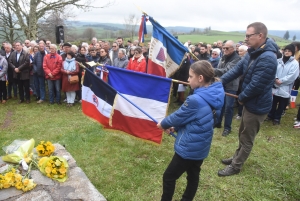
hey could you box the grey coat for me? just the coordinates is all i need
[0,55,8,81]
[215,52,241,91]
[114,56,129,69]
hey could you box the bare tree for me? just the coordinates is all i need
[0,0,23,43]
[82,28,96,41]
[1,0,114,40]
[124,14,139,40]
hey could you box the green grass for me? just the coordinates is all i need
[1,95,300,201]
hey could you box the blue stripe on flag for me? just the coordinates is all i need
[149,17,189,65]
[106,65,172,103]
[83,69,116,106]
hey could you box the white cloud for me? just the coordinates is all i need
[74,0,299,31]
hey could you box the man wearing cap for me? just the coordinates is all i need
[61,42,72,61]
[266,44,299,125]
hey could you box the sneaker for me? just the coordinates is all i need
[222,129,231,137]
[294,122,300,128]
[63,99,67,102]
[218,165,240,177]
[37,100,44,104]
[236,115,241,120]
[294,120,300,125]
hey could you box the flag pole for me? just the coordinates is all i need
[115,91,177,138]
[172,79,238,99]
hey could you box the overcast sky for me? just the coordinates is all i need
[73,0,299,31]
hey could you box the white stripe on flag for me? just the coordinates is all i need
[114,93,168,122]
[82,86,112,118]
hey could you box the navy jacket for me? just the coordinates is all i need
[32,51,46,76]
[221,38,278,115]
[161,82,224,160]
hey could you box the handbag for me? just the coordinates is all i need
[69,75,79,84]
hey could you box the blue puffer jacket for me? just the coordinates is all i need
[221,38,278,115]
[161,82,224,160]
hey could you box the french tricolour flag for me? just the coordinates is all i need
[107,65,172,144]
[147,16,189,77]
[82,67,172,144]
[138,15,147,44]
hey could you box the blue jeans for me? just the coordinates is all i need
[7,80,17,97]
[30,74,36,95]
[218,90,237,131]
[33,74,46,100]
[47,79,61,103]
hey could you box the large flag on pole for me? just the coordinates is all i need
[82,68,172,144]
[106,65,172,144]
[147,16,189,77]
[138,15,147,45]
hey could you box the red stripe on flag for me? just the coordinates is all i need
[111,110,163,144]
[82,100,110,127]
[147,59,166,77]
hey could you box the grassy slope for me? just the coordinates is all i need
[0,94,300,201]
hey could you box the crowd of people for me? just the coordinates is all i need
[0,23,300,201]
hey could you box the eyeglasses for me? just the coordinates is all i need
[100,51,105,53]
[245,33,259,38]
[212,53,218,56]
[222,47,232,50]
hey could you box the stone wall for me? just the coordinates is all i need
[0,144,106,201]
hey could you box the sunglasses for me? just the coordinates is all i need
[212,53,218,56]
[222,47,231,50]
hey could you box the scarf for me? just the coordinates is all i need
[63,57,76,71]
[282,56,290,64]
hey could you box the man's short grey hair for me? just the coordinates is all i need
[239,45,248,51]
[226,40,236,50]
[5,43,12,49]
[82,42,89,47]
[119,48,126,55]
[92,37,97,41]
[71,45,78,52]
[50,44,57,50]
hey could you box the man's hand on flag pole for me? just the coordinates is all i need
[157,122,175,135]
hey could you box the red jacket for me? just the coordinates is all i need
[43,53,62,80]
[127,55,146,73]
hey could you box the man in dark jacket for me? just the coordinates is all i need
[198,44,210,60]
[218,22,278,176]
[214,40,241,136]
[32,42,46,103]
[8,42,30,103]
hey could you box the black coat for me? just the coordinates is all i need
[9,50,30,80]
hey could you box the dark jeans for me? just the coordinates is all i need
[33,74,46,100]
[29,74,36,95]
[47,79,61,103]
[231,107,266,170]
[268,95,289,122]
[15,79,30,101]
[7,80,17,97]
[161,153,203,201]
[218,90,237,131]
[293,78,300,90]
[0,81,7,100]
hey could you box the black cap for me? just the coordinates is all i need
[63,42,72,47]
[127,40,132,43]
[284,44,295,56]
